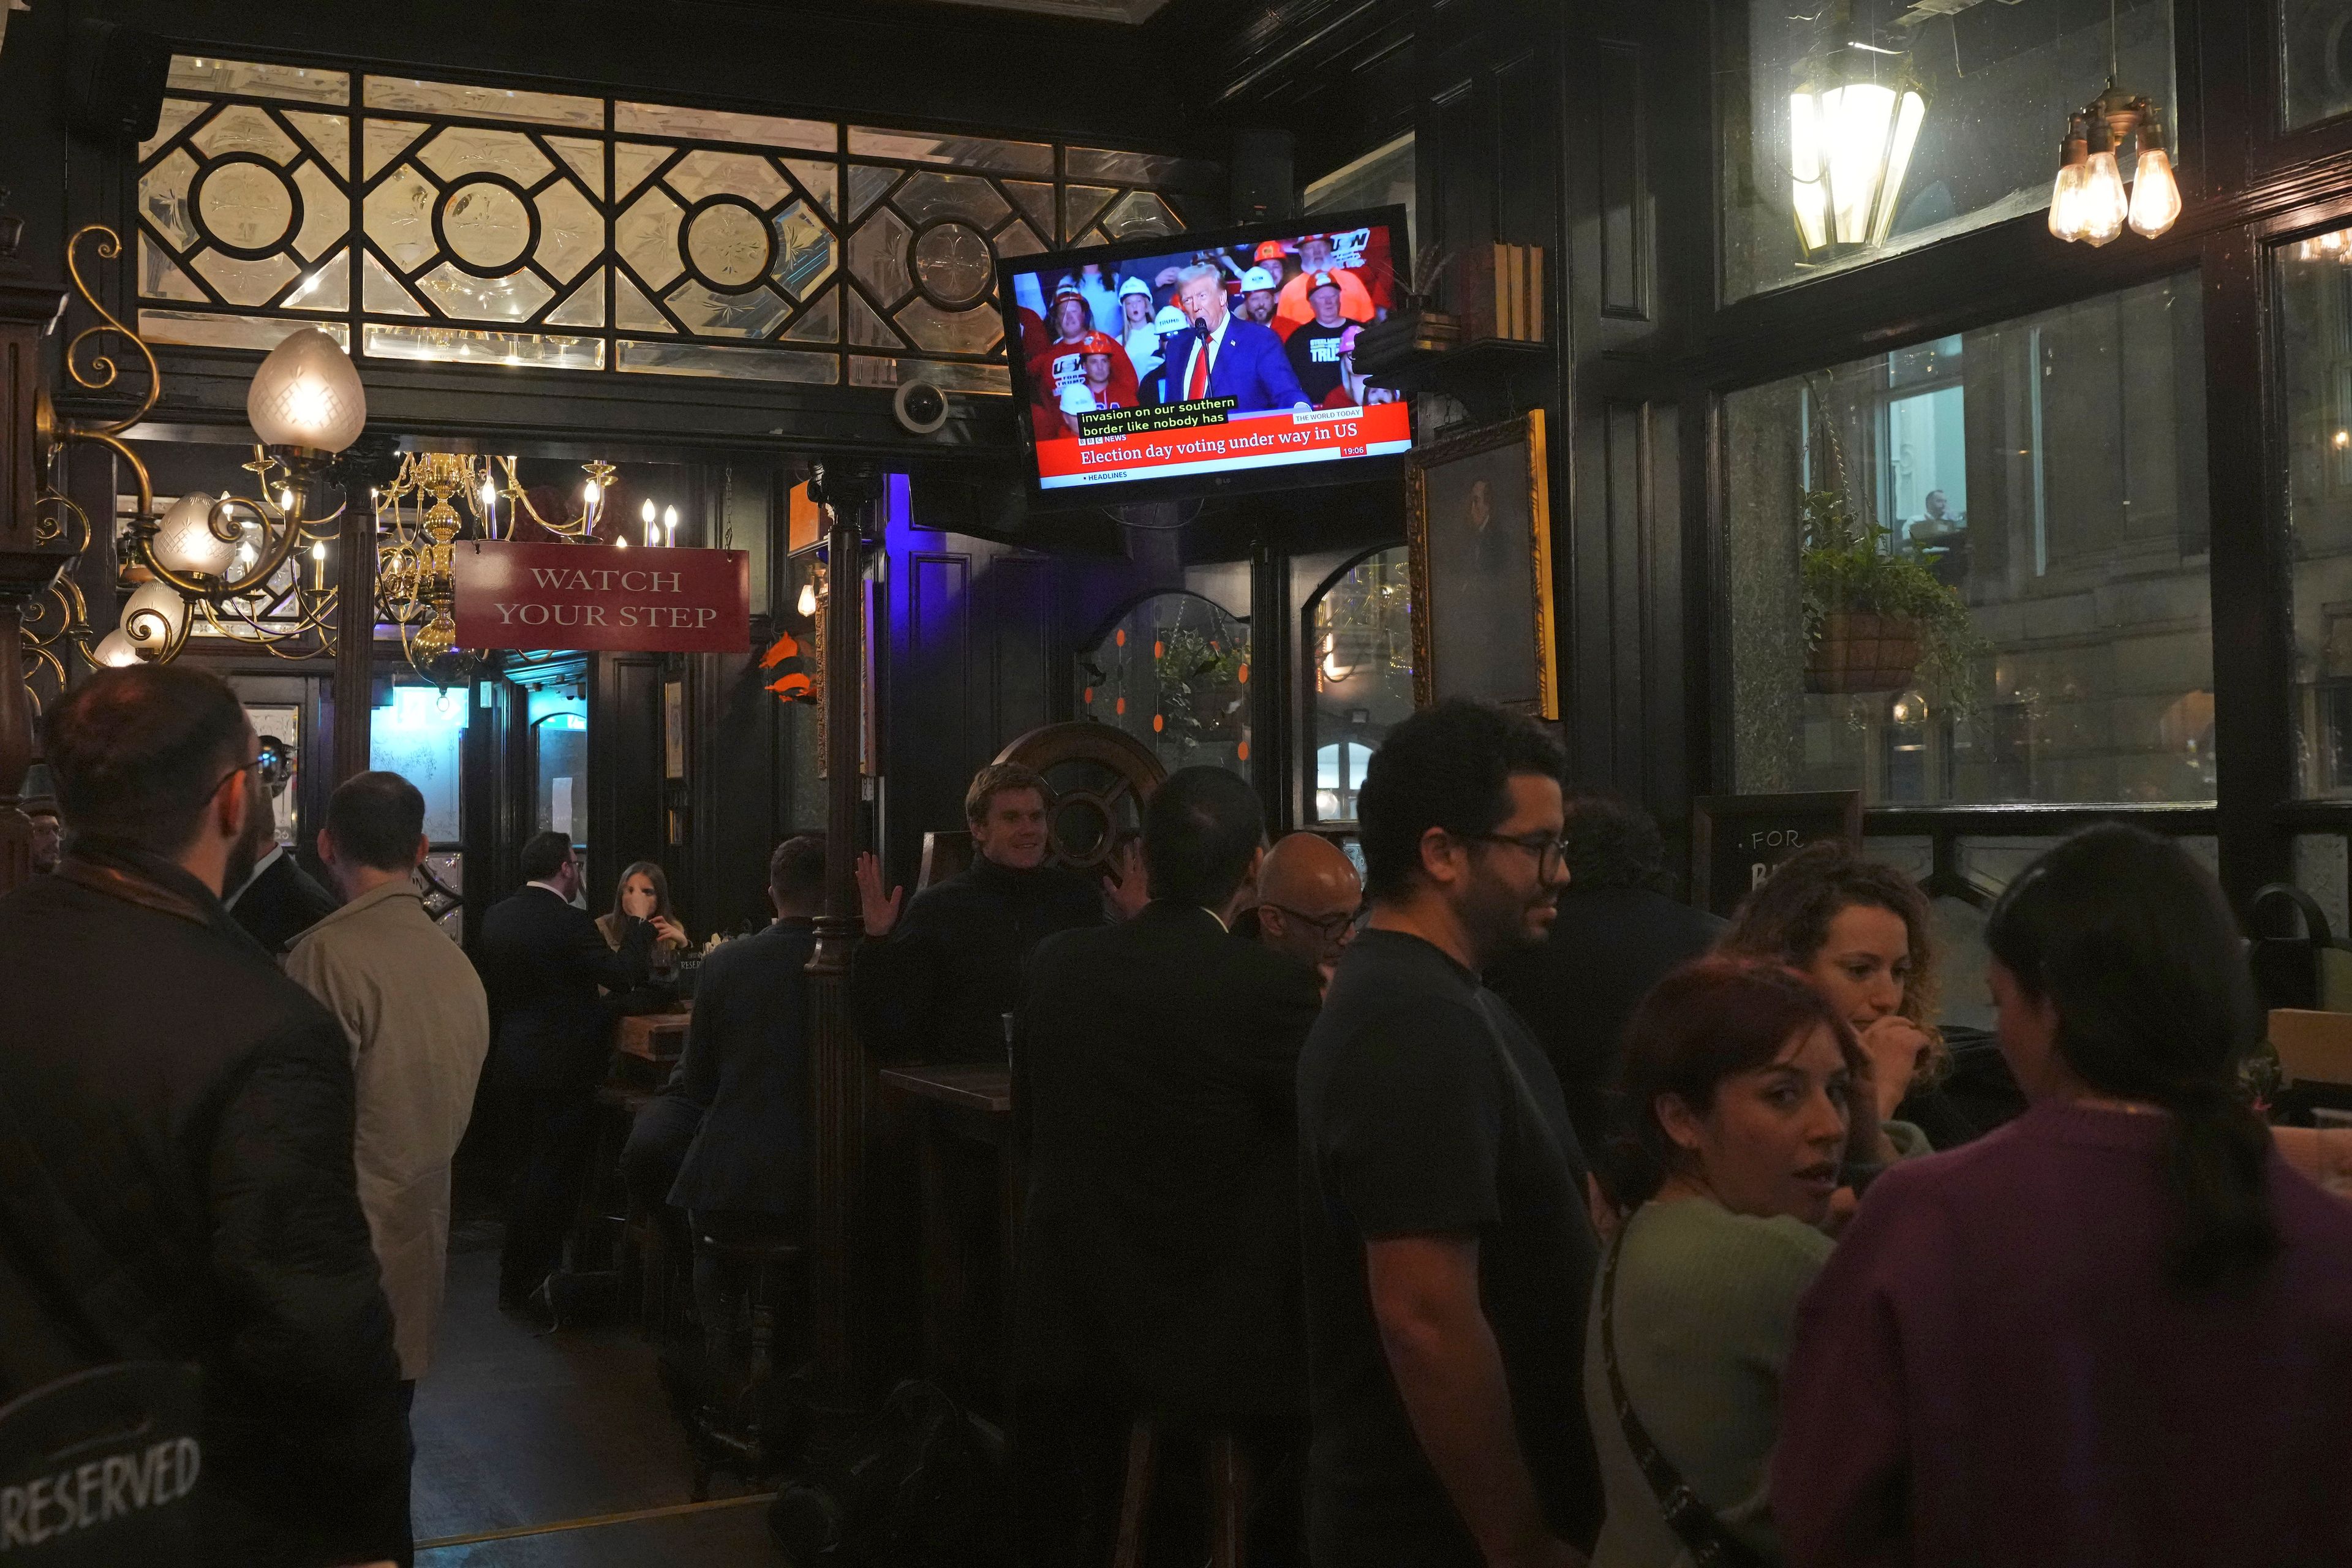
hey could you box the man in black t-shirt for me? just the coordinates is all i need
[1297,699,1599,1568]
[1285,271,1362,407]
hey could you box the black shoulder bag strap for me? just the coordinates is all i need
[1600,1224,1773,1568]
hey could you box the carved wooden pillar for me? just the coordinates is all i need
[0,212,70,896]
[328,434,400,786]
[805,461,878,1407]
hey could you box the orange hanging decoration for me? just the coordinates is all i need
[1115,628,1126,647]
[1153,639,1164,659]
[1237,740,1250,761]
[766,673,813,701]
[1152,713,1164,733]
[758,630,801,668]
[1237,663,1250,684]
[1116,695,1126,715]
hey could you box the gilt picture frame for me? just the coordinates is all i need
[1406,409,1558,719]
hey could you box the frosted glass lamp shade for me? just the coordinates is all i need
[246,328,368,452]
[151,491,236,577]
[121,581,190,650]
[91,629,143,668]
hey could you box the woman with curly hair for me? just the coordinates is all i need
[1716,840,1959,1156]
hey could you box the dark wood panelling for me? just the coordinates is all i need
[592,652,665,915]
[1596,40,1648,323]
[978,555,1053,744]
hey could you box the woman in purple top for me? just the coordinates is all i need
[1773,826,2352,1567]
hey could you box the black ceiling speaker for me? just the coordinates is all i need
[67,20,173,148]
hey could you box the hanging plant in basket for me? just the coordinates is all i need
[1799,488,1983,704]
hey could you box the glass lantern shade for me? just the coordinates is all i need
[150,491,237,577]
[1790,80,1926,258]
[121,580,190,649]
[246,328,368,452]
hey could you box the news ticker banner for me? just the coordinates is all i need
[453,541,751,654]
[1036,399,1414,490]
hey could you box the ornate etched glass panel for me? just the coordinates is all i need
[135,54,1209,385]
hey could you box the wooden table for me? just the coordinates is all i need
[879,1065,1019,1415]
[616,1009,693,1065]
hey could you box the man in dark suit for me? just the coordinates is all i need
[1486,791,1726,1174]
[225,780,337,956]
[477,830,654,1310]
[665,834,824,1360]
[1166,263,1313,415]
[0,665,409,1567]
[1013,766,1324,1567]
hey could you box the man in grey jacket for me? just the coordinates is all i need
[288,771,491,1406]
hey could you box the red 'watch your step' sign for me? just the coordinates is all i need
[453,541,750,654]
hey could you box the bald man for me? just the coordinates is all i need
[1254,832,1362,989]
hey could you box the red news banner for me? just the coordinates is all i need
[1035,399,1413,489]
[453,541,751,654]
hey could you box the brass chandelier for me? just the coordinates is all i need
[375,451,612,679]
[26,225,368,693]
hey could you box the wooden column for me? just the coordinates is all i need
[328,434,400,786]
[0,214,69,896]
[805,461,879,1407]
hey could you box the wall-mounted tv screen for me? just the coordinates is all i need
[999,206,1412,501]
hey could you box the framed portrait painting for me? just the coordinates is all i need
[1406,410,1559,719]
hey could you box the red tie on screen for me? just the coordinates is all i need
[1188,336,1209,401]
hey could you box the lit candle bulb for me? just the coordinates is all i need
[2127,146,2182,238]
[663,505,678,547]
[798,581,818,617]
[311,539,326,590]
[641,499,657,526]
[582,478,601,507]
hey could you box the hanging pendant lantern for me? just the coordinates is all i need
[1790,45,1928,264]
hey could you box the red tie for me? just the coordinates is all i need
[1188,333,1210,401]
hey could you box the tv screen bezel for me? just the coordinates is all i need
[995,202,1414,510]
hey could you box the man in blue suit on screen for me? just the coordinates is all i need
[1166,263,1313,416]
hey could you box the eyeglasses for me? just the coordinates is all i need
[1462,831,1573,881]
[208,755,263,799]
[1260,902,1357,940]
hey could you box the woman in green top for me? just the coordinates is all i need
[1583,959,1868,1568]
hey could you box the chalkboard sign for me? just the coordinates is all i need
[1690,791,1863,918]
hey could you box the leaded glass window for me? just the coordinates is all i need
[134,55,1216,390]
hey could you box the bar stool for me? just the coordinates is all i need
[1110,1414,1248,1568]
[687,1212,805,1500]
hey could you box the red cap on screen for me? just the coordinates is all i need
[1253,240,1290,262]
[1079,332,1120,355]
[1308,271,1342,295]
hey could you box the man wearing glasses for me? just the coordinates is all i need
[1251,831,1363,992]
[0,665,410,1566]
[1297,699,1600,1568]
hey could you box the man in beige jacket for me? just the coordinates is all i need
[288,771,491,1406]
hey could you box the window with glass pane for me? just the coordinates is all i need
[135,53,1209,388]
[2278,228,2352,795]
[1726,274,2212,805]
[1077,588,1252,780]
[1721,0,2174,301]
[1305,134,1415,263]
[2283,1,2352,128]
[1305,546,1413,821]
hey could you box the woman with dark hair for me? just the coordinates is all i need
[1717,841,1977,1152]
[597,859,688,958]
[1773,826,2352,1565]
[1585,960,1861,1567]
